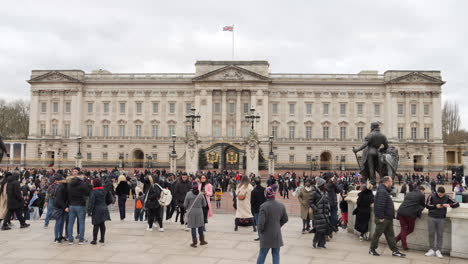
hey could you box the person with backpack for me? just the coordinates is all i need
[88,178,113,245]
[134,192,145,221]
[44,176,61,228]
[1,171,30,230]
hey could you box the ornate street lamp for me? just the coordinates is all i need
[245,106,261,130]
[268,135,274,159]
[76,137,82,160]
[185,107,201,130]
[172,134,177,155]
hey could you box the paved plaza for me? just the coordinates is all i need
[0,209,466,264]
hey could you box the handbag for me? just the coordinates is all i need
[184,193,202,224]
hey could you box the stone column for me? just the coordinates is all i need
[246,131,259,176]
[170,153,177,173]
[20,143,25,166]
[268,154,275,176]
[236,90,241,137]
[185,132,199,174]
[448,206,468,258]
[432,92,443,140]
[221,90,227,137]
[9,143,14,164]
[29,91,39,137]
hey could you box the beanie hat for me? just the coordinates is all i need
[192,181,199,190]
[316,177,326,187]
[264,184,277,200]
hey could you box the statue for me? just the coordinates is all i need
[0,136,10,163]
[353,122,391,185]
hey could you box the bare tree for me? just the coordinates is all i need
[0,99,30,139]
[442,101,461,141]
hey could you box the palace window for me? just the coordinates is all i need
[306,126,312,139]
[103,102,109,113]
[102,125,109,137]
[272,103,278,114]
[64,124,70,138]
[374,104,381,116]
[340,103,346,115]
[357,127,364,140]
[227,103,234,114]
[52,124,58,136]
[289,155,295,163]
[340,127,347,140]
[214,103,221,113]
[306,103,313,114]
[152,125,159,137]
[398,103,404,115]
[87,153,92,160]
[289,103,295,114]
[271,126,278,139]
[424,127,430,140]
[213,125,221,137]
[40,124,46,136]
[62,152,68,160]
[424,104,430,116]
[398,127,404,140]
[228,125,235,137]
[242,126,249,137]
[119,125,126,137]
[65,102,71,113]
[289,126,295,139]
[168,125,175,137]
[135,125,142,137]
[87,102,93,113]
[120,102,126,113]
[323,126,329,139]
[53,102,59,113]
[357,103,363,116]
[323,103,329,115]
[103,153,108,160]
[411,127,417,139]
[411,104,417,116]
[243,103,249,113]
[153,102,159,113]
[87,125,93,137]
[169,103,175,114]
[136,102,142,113]
[41,102,47,113]
[186,103,192,114]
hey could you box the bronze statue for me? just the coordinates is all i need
[0,136,9,163]
[353,122,389,185]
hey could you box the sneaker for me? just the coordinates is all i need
[184,227,190,231]
[78,240,84,245]
[359,236,364,241]
[68,241,73,245]
[1,226,11,231]
[90,240,97,245]
[147,227,153,231]
[392,250,406,257]
[254,238,260,241]
[425,249,435,257]
[20,224,30,229]
[369,249,380,256]
[159,228,164,232]
[435,250,443,258]
[44,224,48,229]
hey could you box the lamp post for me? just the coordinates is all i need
[310,157,317,177]
[126,153,129,168]
[170,134,177,173]
[119,153,124,169]
[185,107,201,131]
[245,106,261,130]
[268,135,275,175]
[75,137,82,168]
[172,135,177,155]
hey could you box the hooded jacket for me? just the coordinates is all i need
[6,173,23,210]
[374,184,395,220]
[67,177,91,206]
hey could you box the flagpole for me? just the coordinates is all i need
[232,24,234,60]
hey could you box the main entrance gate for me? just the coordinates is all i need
[201,143,245,171]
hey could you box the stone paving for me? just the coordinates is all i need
[0,208,466,264]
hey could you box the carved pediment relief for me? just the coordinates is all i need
[28,71,82,83]
[386,72,445,85]
[193,65,270,82]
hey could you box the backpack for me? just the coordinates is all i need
[157,185,172,207]
[48,183,60,199]
[136,198,143,209]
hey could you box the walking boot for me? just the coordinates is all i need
[200,235,208,245]
[253,225,257,232]
[190,237,198,248]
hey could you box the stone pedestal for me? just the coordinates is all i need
[75,157,82,168]
[245,130,259,176]
[448,204,468,258]
[170,153,177,173]
[268,155,275,176]
[185,131,199,175]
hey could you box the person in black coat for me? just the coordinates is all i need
[251,177,266,241]
[395,185,425,250]
[309,177,330,248]
[115,175,130,220]
[173,173,192,225]
[354,184,374,240]
[145,175,163,231]
[88,178,113,245]
[1,171,29,230]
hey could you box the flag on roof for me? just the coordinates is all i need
[223,25,234,31]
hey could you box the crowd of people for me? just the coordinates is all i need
[0,167,464,263]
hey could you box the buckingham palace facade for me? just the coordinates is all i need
[26,60,446,172]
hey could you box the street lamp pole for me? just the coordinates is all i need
[172,135,177,155]
[75,137,82,168]
[245,106,260,130]
[185,107,201,131]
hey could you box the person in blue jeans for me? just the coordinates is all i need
[67,169,91,244]
[256,185,288,264]
[45,176,62,228]
[115,175,130,221]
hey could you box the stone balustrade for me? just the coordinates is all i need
[345,190,468,259]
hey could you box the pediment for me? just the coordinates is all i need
[386,72,445,85]
[28,71,82,83]
[192,65,271,82]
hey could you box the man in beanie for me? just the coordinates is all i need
[256,184,288,264]
[251,176,266,241]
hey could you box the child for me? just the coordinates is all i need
[214,187,222,209]
[134,192,144,221]
[339,195,348,228]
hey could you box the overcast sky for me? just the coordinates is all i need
[1,0,467,126]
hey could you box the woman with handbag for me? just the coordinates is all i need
[234,175,255,232]
[88,178,114,245]
[199,175,213,225]
[184,182,207,248]
[145,175,163,232]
